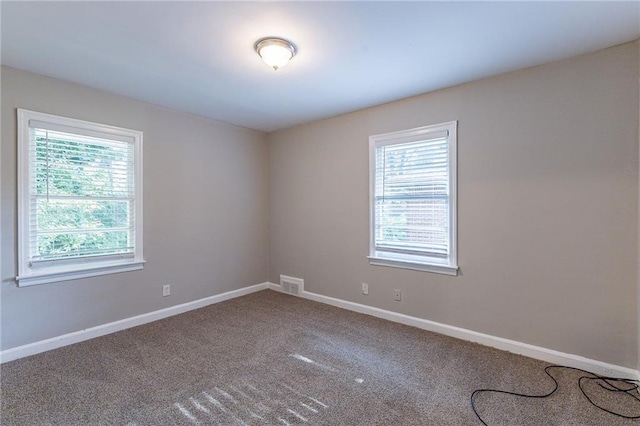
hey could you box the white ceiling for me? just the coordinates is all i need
[2,1,639,133]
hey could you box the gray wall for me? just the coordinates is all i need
[1,67,269,350]
[3,42,639,369]
[268,42,640,368]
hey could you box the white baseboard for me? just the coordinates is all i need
[267,283,640,380]
[0,282,269,364]
[5,281,638,380]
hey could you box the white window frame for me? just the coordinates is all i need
[368,121,458,276]
[16,109,145,286]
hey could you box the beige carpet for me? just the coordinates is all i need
[1,290,638,425]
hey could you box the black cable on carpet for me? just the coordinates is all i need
[471,365,640,425]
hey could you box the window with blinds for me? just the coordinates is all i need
[17,109,144,286]
[369,121,458,275]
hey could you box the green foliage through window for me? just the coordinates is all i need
[32,130,134,260]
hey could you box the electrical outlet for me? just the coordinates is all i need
[163,284,170,297]
[394,289,402,301]
[362,283,369,295]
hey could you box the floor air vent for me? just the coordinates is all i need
[280,275,304,296]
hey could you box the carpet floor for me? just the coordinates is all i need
[1,290,638,425]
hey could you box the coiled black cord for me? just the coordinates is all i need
[471,365,640,425]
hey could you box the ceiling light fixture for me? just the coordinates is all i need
[254,37,297,71]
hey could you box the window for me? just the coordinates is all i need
[17,109,144,286]
[369,121,457,275]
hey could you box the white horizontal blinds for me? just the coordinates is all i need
[28,119,136,144]
[28,125,135,263]
[375,132,450,258]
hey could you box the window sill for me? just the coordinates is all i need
[367,256,458,276]
[16,260,146,287]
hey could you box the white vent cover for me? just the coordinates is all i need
[280,275,304,296]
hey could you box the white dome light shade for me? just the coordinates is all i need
[254,38,297,70]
